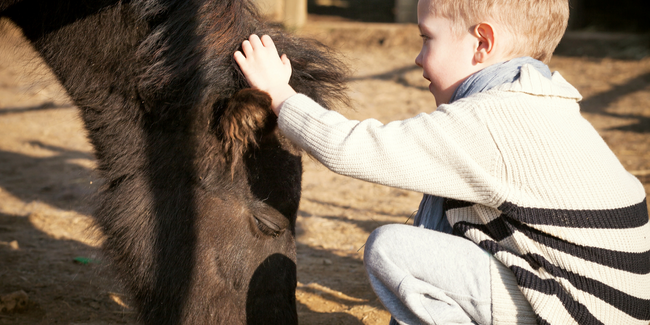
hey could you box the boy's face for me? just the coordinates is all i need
[416,0,480,105]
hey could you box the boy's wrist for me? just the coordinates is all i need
[269,85,297,116]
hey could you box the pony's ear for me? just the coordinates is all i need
[219,89,277,176]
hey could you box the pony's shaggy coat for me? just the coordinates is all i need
[1,0,347,324]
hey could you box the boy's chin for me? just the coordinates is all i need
[428,84,436,97]
[429,86,446,106]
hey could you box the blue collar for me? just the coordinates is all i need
[450,57,552,103]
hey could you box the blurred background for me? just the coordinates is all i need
[257,0,650,31]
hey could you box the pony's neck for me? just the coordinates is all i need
[5,0,146,106]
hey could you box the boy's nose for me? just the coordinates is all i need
[415,52,423,68]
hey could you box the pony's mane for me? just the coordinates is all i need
[132,0,347,116]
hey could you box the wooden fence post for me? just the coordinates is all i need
[284,0,307,29]
[252,0,307,30]
[253,0,284,22]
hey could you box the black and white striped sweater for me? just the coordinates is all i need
[278,65,650,324]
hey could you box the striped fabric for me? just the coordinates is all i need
[278,65,650,324]
[450,198,649,324]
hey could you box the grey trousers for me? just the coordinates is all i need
[364,224,492,324]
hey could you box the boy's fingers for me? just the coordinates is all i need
[233,51,247,68]
[248,34,263,50]
[260,35,276,50]
[241,40,253,57]
[281,54,290,66]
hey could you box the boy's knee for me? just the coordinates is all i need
[364,224,409,272]
[365,224,401,253]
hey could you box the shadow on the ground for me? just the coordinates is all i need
[347,60,650,134]
[297,300,367,325]
[0,101,74,115]
[302,197,416,220]
[580,71,650,133]
[0,212,132,325]
[0,141,96,215]
[0,210,375,324]
[296,273,370,325]
[300,211,413,236]
[296,241,381,305]
[348,65,427,91]
[555,32,650,60]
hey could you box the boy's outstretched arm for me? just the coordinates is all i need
[234,34,297,116]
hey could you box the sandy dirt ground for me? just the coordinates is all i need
[1,17,649,325]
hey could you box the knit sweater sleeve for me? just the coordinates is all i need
[278,93,504,207]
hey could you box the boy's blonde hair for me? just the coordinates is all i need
[427,0,569,63]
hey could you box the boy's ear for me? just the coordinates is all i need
[473,22,495,63]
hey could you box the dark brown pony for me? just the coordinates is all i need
[0,0,346,324]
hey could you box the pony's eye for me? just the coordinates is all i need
[249,201,289,238]
[253,216,282,238]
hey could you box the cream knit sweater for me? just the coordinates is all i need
[278,65,650,324]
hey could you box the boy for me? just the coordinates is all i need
[234,0,650,324]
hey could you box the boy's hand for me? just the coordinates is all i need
[234,34,297,116]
